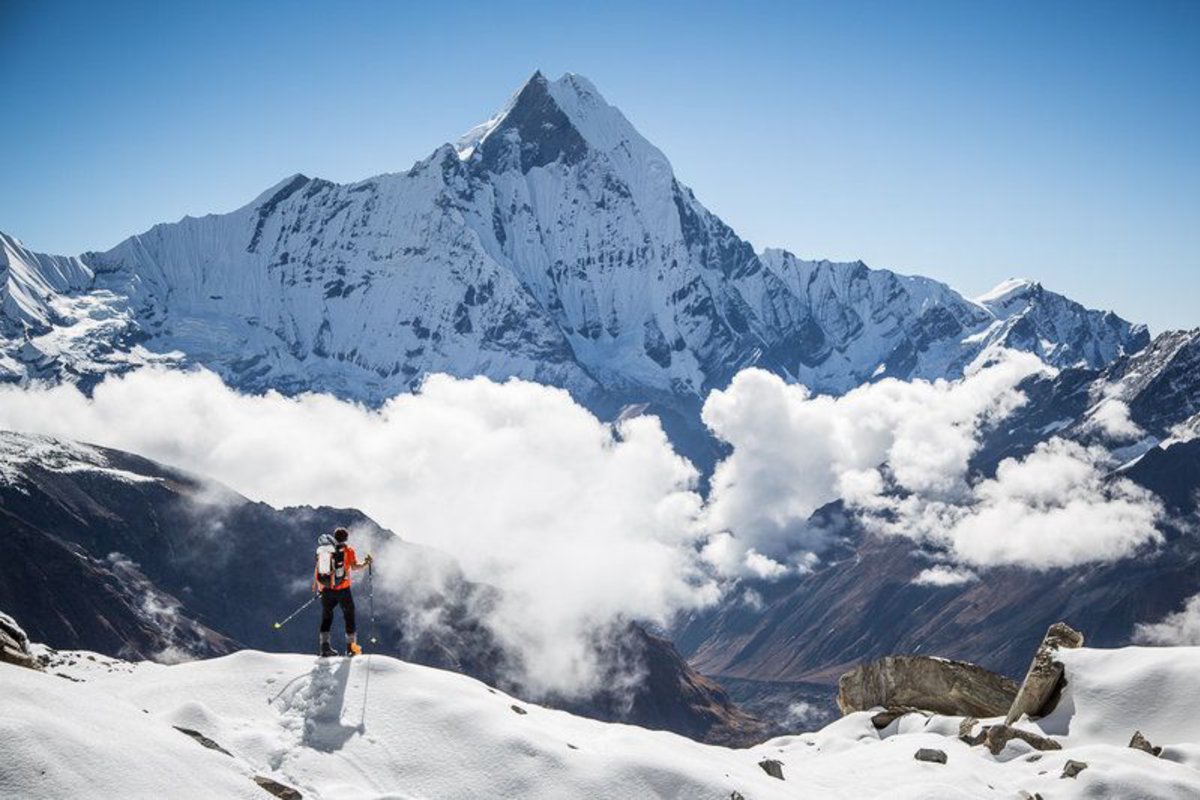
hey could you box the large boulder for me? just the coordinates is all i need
[837,655,1017,718]
[1004,622,1084,724]
[0,610,41,671]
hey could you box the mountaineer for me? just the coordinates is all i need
[313,527,373,657]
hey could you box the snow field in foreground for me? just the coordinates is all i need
[1,646,1198,799]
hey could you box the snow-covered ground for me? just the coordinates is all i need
[3,644,1198,799]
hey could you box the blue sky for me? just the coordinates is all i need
[1,0,1196,333]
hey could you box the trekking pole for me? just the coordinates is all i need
[272,595,317,630]
[367,559,377,645]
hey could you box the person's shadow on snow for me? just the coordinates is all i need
[299,657,362,752]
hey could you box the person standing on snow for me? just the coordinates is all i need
[313,527,373,657]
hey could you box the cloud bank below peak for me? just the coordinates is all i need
[0,351,1171,692]
[699,351,1165,576]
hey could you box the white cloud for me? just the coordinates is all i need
[1134,594,1200,646]
[912,565,979,587]
[0,368,718,699]
[784,701,825,729]
[701,351,1164,573]
[739,588,765,611]
[701,350,1051,575]
[1085,398,1144,442]
[904,439,1163,569]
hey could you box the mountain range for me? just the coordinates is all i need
[0,72,1148,433]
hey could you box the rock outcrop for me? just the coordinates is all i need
[1005,622,1084,725]
[837,655,1018,718]
[983,724,1062,756]
[174,726,234,757]
[0,610,41,671]
[1129,730,1162,757]
[835,623,1100,762]
[253,776,303,799]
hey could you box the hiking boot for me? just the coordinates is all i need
[319,632,336,658]
[347,641,362,657]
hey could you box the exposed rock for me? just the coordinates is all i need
[254,776,302,799]
[983,724,1062,756]
[1005,622,1084,725]
[958,716,986,746]
[0,610,42,671]
[1129,730,1163,757]
[914,748,947,764]
[510,704,528,715]
[757,759,785,780]
[1017,792,1044,800]
[730,792,745,800]
[870,706,925,729]
[174,726,234,757]
[837,655,1018,718]
[1061,759,1088,779]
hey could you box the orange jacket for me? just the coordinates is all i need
[314,545,358,591]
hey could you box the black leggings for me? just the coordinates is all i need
[319,588,356,635]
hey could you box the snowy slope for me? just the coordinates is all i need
[5,644,1198,799]
[971,327,1200,471]
[0,72,1147,408]
[0,232,176,383]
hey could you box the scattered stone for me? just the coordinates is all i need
[1061,759,1088,779]
[837,655,1018,718]
[174,726,234,757]
[1129,730,1163,757]
[254,775,303,799]
[958,716,986,746]
[1016,791,1044,800]
[757,759,785,780]
[870,706,924,729]
[1005,622,1084,725]
[984,724,1062,756]
[914,748,947,764]
[510,704,527,715]
[566,743,578,750]
[730,792,745,800]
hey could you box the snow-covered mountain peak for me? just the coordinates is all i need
[456,71,670,180]
[0,74,1152,421]
[249,172,312,209]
